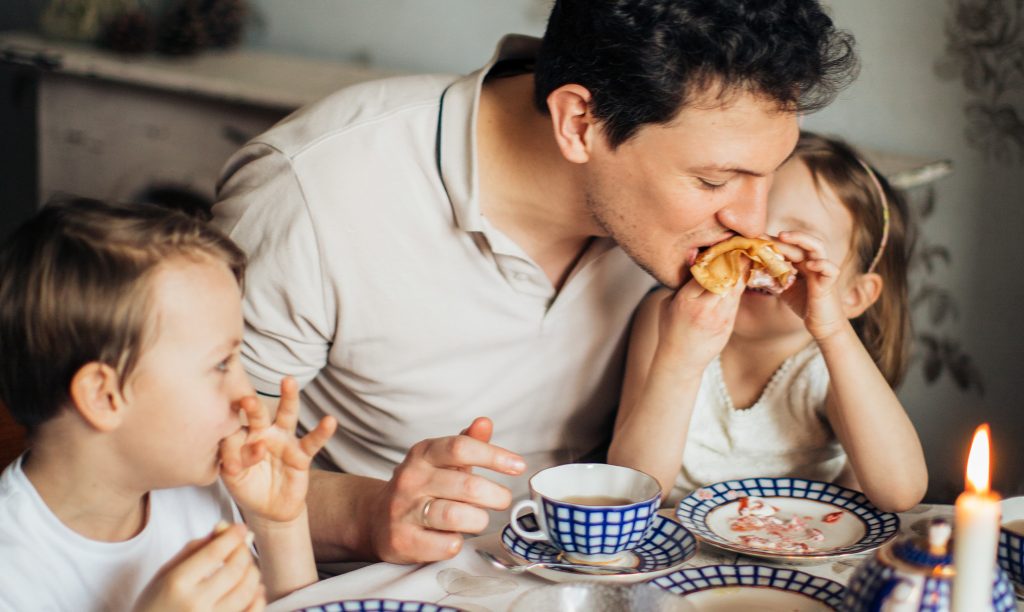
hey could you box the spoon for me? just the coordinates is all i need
[476,549,641,575]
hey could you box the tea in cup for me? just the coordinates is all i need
[510,463,662,562]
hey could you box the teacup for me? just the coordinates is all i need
[510,463,661,563]
[999,496,1024,595]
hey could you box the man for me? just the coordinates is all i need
[213,0,858,564]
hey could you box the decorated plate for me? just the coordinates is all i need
[676,478,899,562]
[300,600,463,612]
[500,512,697,583]
[653,564,845,611]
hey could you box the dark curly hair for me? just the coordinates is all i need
[534,0,859,147]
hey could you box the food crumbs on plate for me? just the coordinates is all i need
[823,511,844,524]
[728,496,827,553]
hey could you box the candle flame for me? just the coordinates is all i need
[965,423,991,494]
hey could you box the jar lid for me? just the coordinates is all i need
[888,517,953,573]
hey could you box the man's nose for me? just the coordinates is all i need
[717,177,770,238]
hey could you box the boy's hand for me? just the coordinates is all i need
[774,230,847,339]
[219,377,337,523]
[133,523,264,612]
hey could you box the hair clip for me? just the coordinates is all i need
[856,157,890,274]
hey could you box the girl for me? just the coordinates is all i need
[608,132,927,513]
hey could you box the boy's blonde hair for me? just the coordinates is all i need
[793,132,915,386]
[0,198,246,434]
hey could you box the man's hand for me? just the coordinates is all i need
[368,417,526,563]
[133,523,264,612]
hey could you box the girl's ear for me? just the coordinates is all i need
[841,272,883,319]
[69,362,126,432]
[546,84,596,164]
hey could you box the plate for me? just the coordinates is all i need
[500,512,697,583]
[676,478,899,562]
[509,582,696,611]
[653,564,845,611]
[300,600,463,612]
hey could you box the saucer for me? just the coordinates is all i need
[653,564,845,611]
[676,478,899,562]
[300,600,463,611]
[500,512,697,583]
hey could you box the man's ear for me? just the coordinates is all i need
[546,84,597,164]
[841,272,883,319]
[69,362,125,432]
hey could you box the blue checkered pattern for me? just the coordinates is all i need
[652,564,845,609]
[998,527,1024,591]
[300,600,462,612]
[676,477,900,557]
[501,513,697,574]
[537,494,659,555]
[842,551,1017,611]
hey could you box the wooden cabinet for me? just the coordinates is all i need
[0,31,393,228]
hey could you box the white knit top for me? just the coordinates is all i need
[667,342,847,507]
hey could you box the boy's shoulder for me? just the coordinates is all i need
[0,456,41,534]
[0,459,66,606]
[0,464,240,609]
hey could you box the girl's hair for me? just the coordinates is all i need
[0,197,246,435]
[793,132,915,387]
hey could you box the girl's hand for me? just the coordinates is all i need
[773,231,848,339]
[219,377,337,524]
[133,524,265,612]
[657,272,747,371]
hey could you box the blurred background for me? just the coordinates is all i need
[0,0,1020,502]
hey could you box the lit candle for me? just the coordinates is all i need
[951,423,1001,611]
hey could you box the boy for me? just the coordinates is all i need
[0,198,336,610]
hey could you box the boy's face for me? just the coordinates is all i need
[582,89,799,289]
[116,257,253,490]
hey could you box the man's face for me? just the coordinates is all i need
[582,90,800,289]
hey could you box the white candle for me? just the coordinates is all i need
[951,423,1001,612]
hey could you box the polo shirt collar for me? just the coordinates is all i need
[437,34,541,233]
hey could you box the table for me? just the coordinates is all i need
[270,503,1019,611]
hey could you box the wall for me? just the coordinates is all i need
[245,0,551,74]
[3,0,1020,501]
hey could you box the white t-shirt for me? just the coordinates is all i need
[0,455,240,611]
[668,343,848,507]
[213,34,654,499]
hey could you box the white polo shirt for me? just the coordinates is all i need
[214,35,655,499]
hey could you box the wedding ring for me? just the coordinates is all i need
[421,497,434,529]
